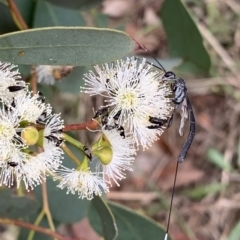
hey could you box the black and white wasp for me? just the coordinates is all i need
[144,57,196,163]
[138,48,196,240]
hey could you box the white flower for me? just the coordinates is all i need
[83,57,173,149]
[56,166,109,200]
[36,65,58,85]
[0,91,64,190]
[98,128,136,186]
[0,62,26,102]
[13,91,52,123]
[43,114,64,148]
[0,107,26,158]
[0,149,44,190]
[36,65,73,85]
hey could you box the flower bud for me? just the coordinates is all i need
[93,146,113,165]
[21,126,39,146]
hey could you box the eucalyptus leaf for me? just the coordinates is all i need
[160,0,210,74]
[0,189,39,218]
[0,27,135,66]
[89,196,118,240]
[44,0,102,10]
[89,201,170,240]
[33,0,86,27]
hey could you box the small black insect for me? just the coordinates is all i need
[93,107,109,119]
[83,145,92,162]
[37,111,48,124]
[8,85,25,92]
[38,91,46,103]
[8,161,18,167]
[94,108,125,139]
[147,116,168,129]
[45,135,63,147]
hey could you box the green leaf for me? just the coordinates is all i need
[0,27,134,66]
[160,0,210,74]
[33,0,86,27]
[34,177,90,223]
[89,196,118,240]
[44,0,102,10]
[0,189,39,218]
[185,182,226,199]
[89,201,170,240]
[228,220,240,240]
[207,148,233,172]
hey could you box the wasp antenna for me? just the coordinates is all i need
[165,161,180,239]
[135,56,165,72]
[141,44,166,73]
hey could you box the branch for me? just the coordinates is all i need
[7,0,28,30]
[0,218,82,240]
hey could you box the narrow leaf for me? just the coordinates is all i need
[89,196,118,240]
[89,201,170,240]
[0,27,135,66]
[207,148,232,172]
[160,0,211,73]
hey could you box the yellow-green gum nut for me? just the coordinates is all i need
[76,155,89,172]
[92,146,113,165]
[21,126,39,146]
[36,129,44,148]
[91,134,111,151]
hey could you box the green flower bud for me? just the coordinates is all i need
[21,126,39,146]
[93,146,113,165]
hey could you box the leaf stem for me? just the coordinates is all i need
[62,133,85,150]
[0,217,82,240]
[7,0,28,30]
[41,181,56,238]
[27,209,45,240]
[61,143,82,166]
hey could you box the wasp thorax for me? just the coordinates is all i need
[21,126,39,146]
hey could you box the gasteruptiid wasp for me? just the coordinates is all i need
[139,46,196,240]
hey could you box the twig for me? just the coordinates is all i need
[7,0,28,30]
[107,191,158,204]
[224,0,240,14]
[197,22,237,74]
[0,218,81,240]
[63,120,99,132]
